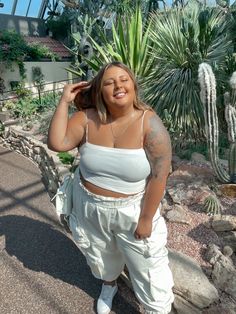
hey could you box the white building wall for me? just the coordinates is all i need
[1,61,74,94]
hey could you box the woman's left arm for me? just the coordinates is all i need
[134,112,172,239]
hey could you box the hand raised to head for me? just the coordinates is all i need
[60,81,90,105]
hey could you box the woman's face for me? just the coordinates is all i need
[101,66,136,112]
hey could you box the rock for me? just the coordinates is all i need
[172,155,182,171]
[33,154,41,164]
[0,111,11,122]
[212,254,236,299]
[205,244,236,299]
[231,201,236,212]
[48,179,58,193]
[3,127,10,138]
[223,246,234,257]
[219,231,236,252]
[167,164,218,206]
[165,205,191,225]
[167,183,185,204]
[161,198,170,216]
[191,152,206,163]
[205,244,222,264]
[211,215,236,232]
[33,146,41,154]
[167,182,215,206]
[169,249,219,309]
[173,294,202,314]
[168,164,215,184]
[219,184,236,198]
[0,235,6,251]
[202,303,236,314]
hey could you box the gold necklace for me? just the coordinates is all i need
[110,111,136,140]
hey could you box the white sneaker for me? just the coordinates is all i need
[97,283,118,314]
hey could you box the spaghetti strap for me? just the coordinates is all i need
[141,110,148,147]
[85,109,89,142]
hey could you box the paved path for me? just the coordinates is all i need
[0,145,141,314]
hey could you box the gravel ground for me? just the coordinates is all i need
[166,158,236,270]
[166,184,236,270]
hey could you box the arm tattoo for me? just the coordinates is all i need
[144,115,171,180]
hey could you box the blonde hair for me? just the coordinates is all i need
[74,61,151,122]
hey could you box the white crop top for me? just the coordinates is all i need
[79,111,151,194]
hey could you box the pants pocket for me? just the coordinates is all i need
[69,213,90,250]
[142,216,168,258]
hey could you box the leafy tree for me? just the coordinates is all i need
[0,30,29,78]
[46,7,72,41]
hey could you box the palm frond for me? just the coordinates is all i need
[142,5,233,139]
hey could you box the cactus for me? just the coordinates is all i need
[198,63,236,183]
[204,195,222,216]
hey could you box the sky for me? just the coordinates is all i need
[0,0,41,17]
[0,0,61,18]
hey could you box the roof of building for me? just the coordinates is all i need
[25,36,72,60]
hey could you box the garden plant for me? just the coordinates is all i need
[69,1,235,148]
[198,62,236,184]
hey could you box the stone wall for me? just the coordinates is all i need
[0,125,73,198]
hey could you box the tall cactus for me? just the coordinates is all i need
[198,62,236,183]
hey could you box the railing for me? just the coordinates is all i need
[0,78,81,103]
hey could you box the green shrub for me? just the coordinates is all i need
[14,97,38,119]
[174,141,208,160]
[14,83,32,98]
[9,81,20,91]
[173,132,229,161]
[36,92,60,112]
[57,152,75,165]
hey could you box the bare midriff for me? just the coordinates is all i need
[80,176,138,198]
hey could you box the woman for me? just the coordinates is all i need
[48,61,174,314]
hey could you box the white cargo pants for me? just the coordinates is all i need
[69,172,174,314]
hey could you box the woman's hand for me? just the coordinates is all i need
[134,215,152,240]
[60,81,90,104]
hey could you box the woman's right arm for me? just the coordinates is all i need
[47,82,89,152]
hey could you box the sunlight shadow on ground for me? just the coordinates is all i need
[0,215,140,313]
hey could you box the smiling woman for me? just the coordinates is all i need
[47,61,174,314]
[101,67,136,114]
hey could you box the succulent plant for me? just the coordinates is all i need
[204,195,222,216]
[198,63,236,184]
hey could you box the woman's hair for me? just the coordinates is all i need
[74,61,150,122]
